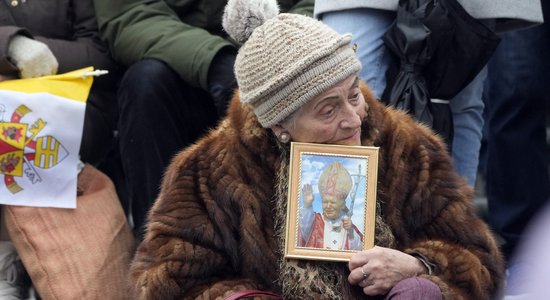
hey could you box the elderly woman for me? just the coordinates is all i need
[129,0,504,299]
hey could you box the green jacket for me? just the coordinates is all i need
[94,0,313,90]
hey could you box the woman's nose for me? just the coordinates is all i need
[340,104,362,128]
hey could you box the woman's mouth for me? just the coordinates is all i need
[341,130,360,142]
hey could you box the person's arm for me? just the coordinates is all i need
[130,142,265,300]
[0,27,58,79]
[353,90,504,299]
[0,26,31,76]
[94,0,233,90]
[399,129,502,299]
[398,183,504,299]
[30,0,119,86]
[0,0,118,85]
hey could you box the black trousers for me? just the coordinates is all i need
[116,59,219,239]
[483,6,550,261]
[81,88,118,166]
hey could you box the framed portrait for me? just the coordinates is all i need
[284,142,379,262]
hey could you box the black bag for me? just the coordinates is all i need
[382,0,500,148]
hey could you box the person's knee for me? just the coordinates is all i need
[118,59,183,111]
[119,59,179,95]
[388,277,442,300]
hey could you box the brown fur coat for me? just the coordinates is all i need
[130,83,504,299]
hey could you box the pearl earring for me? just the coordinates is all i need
[279,132,291,143]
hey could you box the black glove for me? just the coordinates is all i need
[207,47,237,116]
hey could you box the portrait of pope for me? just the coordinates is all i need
[298,161,363,250]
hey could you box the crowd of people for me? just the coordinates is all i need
[0,0,548,299]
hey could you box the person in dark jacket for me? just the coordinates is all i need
[0,0,120,166]
[0,1,121,297]
[93,0,314,238]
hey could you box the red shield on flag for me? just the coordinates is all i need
[0,122,27,177]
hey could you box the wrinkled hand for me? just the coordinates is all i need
[301,183,314,208]
[8,35,58,79]
[348,246,427,296]
[207,47,237,116]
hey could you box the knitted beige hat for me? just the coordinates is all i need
[223,0,361,128]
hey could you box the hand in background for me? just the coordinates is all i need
[8,35,58,79]
[207,47,237,116]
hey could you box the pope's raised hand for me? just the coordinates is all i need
[302,183,314,208]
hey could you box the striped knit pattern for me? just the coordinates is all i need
[234,13,361,128]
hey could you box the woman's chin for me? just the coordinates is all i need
[334,131,361,146]
[334,137,362,146]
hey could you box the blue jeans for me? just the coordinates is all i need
[321,8,486,186]
[321,9,393,99]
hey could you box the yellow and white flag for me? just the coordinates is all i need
[0,67,93,208]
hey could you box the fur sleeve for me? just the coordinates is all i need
[129,95,283,300]
[370,99,505,299]
[400,138,503,299]
[129,136,270,300]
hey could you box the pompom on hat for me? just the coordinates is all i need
[223,0,361,128]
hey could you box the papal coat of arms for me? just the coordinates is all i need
[0,104,68,193]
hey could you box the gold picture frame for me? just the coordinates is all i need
[284,142,379,262]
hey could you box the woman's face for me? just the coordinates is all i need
[275,75,366,146]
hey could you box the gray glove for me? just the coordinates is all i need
[8,35,58,78]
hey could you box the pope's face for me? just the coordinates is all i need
[322,195,346,220]
[277,75,366,146]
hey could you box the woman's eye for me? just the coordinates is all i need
[349,93,360,102]
[319,106,335,117]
